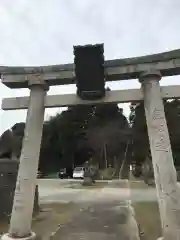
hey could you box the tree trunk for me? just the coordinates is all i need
[142,154,155,186]
[82,163,93,186]
[83,176,93,186]
[120,160,130,179]
[119,142,131,179]
[114,155,122,178]
[104,143,107,168]
[33,185,40,215]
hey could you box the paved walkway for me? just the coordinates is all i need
[52,200,139,240]
[51,181,140,240]
[38,179,157,239]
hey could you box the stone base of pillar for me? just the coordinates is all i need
[1,232,36,240]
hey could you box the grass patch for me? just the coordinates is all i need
[0,202,76,238]
[108,180,130,188]
[0,220,9,234]
[134,201,161,240]
[130,180,154,189]
[43,173,58,179]
[32,202,76,240]
[130,180,161,240]
[99,168,115,180]
[67,181,108,189]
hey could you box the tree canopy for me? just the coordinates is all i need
[130,99,180,168]
[38,103,130,175]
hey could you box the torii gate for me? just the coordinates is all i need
[1,49,180,240]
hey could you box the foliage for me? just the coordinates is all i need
[38,102,130,174]
[0,100,130,175]
[130,99,180,168]
[1,94,180,179]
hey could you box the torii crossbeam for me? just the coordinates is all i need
[1,48,180,88]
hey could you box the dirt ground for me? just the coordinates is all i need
[32,202,77,240]
[134,201,161,240]
[0,202,77,240]
[130,180,162,240]
[0,180,161,240]
[51,201,139,240]
[66,181,108,189]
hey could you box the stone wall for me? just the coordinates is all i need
[0,158,39,220]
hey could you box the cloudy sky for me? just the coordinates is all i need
[0,0,180,134]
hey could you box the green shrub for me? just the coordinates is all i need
[99,167,115,180]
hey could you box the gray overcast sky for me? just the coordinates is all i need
[0,0,180,134]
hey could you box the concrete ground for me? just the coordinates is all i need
[51,201,139,240]
[36,179,159,239]
[38,179,157,204]
[38,179,107,204]
[0,179,161,239]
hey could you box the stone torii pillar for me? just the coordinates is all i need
[2,75,49,240]
[139,70,180,240]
